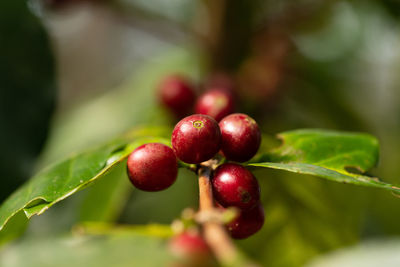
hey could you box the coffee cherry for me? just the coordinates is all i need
[195,89,234,122]
[219,113,261,162]
[172,114,221,164]
[227,202,265,239]
[212,163,260,210]
[158,75,196,117]
[169,231,212,265]
[127,143,177,191]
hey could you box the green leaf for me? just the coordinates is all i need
[250,129,400,193]
[0,226,175,267]
[0,127,171,232]
[0,212,28,247]
[73,222,174,238]
[0,0,56,202]
[78,163,132,223]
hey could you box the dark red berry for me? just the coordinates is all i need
[227,202,265,239]
[158,75,196,117]
[127,143,177,191]
[172,114,221,164]
[195,89,234,122]
[169,231,212,264]
[212,163,260,210]
[219,113,261,162]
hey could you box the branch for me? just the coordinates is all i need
[198,166,258,267]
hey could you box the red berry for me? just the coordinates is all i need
[127,143,177,191]
[158,75,196,117]
[169,231,212,264]
[195,89,234,122]
[172,114,221,164]
[212,163,260,210]
[227,202,265,239]
[219,113,261,162]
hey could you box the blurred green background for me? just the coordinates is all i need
[1,0,400,266]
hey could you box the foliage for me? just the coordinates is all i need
[0,224,174,267]
[0,0,56,202]
[0,127,170,231]
[250,129,400,193]
[1,123,398,267]
[2,1,400,266]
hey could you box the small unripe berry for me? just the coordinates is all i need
[195,89,234,122]
[212,163,260,210]
[227,202,265,239]
[219,113,261,162]
[158,75,196,117]
[169,231,212,265]
[127,143,177,191]
[172,114,221,164]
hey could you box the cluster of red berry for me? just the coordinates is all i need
[158,74,234,121]
[126,75,264,240]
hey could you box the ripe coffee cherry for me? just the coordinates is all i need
[195,89,234,122]
[219,113,261,162]
[227,202,265,239]
[212,163,260,210]
[172,114,221,164]
[127,143,177,191]
[158,75,196,117]
[169,231,212,265]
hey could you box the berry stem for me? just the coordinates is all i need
[197,165,240,266]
